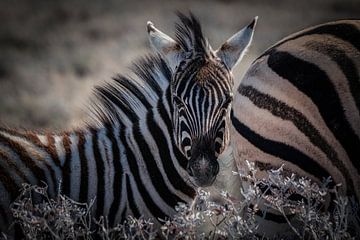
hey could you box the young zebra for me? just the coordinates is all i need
[230,19,360,236]
[0,13,256,235]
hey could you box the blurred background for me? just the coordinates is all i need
[0,0,359,131]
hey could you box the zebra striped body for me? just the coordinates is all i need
[0,13,257,236]
[0,57,196,233]
[230,20,360,236]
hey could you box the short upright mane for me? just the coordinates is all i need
[90,13,210,126]
[90,55,171,126]
[175,12,210,55]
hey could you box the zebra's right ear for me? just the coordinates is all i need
[216,17,258,70]
[147,21,183,71]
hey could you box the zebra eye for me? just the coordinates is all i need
[214,122,226,155]
[214,134,224,156]
[181,137,192,158]
[184,147,192,158]
[214,142,223,156]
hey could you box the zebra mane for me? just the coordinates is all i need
[175,12,210,55]
[89,13,210,126]
[90,55,172,126]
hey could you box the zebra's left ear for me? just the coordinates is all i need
[147,21,183,71]
[216,17,258,70]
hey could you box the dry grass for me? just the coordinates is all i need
[6,162,359,239]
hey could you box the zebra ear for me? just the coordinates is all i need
[147,21,183,71]
[216,17,258,70]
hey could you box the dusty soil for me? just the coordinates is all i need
[0,0,359,130]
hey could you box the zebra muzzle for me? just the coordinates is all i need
[187,154,219,187]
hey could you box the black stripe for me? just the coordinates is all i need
[125,174,140,218]
[91,128,105,218]
[106,124,123,226]
[304,41,360,115]
[61,133,72,197]
[289,22,360,51]
[0,150,28,183]
[0,204,8,226]
[46,134,61,168]
[259,21,360,60]
[148,105,195,199]
[97,86,138,123]
[133,116,184,209]
[0,135,46,187]
[0,133,57,197]
[177,57,205,97]
[77,131,88,204]
[0,162,18,230]
[26,132,61,168]
[238,85,354,189]
[119,122,168,220]
[0,163,19,201]
[115,76,152,109]
[27,134,61,194]
[267,50,360,188]
[131,56,169,98]
[120,206,127,224]
[43,162,57,198]
[26,132,62,173]
[94,55,171,124]
[163,88,188,170]
[191,86,199,133]
[231,111,333,185]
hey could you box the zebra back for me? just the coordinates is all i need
[230,19,360,236]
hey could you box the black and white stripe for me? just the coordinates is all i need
[0,55,195,234]
[0,13,257,236]
[230,19,360,235]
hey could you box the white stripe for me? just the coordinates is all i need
[97,128,114,217]
[37,135,48,145]
[140,109,188,204]
[279,35,360,139]
[152,107,193,202]
[126,128,174,215]
[112,123,128,223]
[244,55,350,172]
[54,135,66,167]
[84,131,97,207]
[232,94,346,188]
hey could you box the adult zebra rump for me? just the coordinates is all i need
[230,20,360,236]
[0,13,256,235]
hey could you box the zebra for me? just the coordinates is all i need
[0,13,256,235]
[230,19,360,236]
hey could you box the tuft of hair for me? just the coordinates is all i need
[88,55,172,127]
[175,12,211,56]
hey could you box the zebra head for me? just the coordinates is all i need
[148,13,257,187]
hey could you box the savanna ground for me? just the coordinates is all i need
[0,0,359,130]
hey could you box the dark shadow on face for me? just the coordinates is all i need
[186,139,220,187]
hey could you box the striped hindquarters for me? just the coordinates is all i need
[230,19,360,233]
